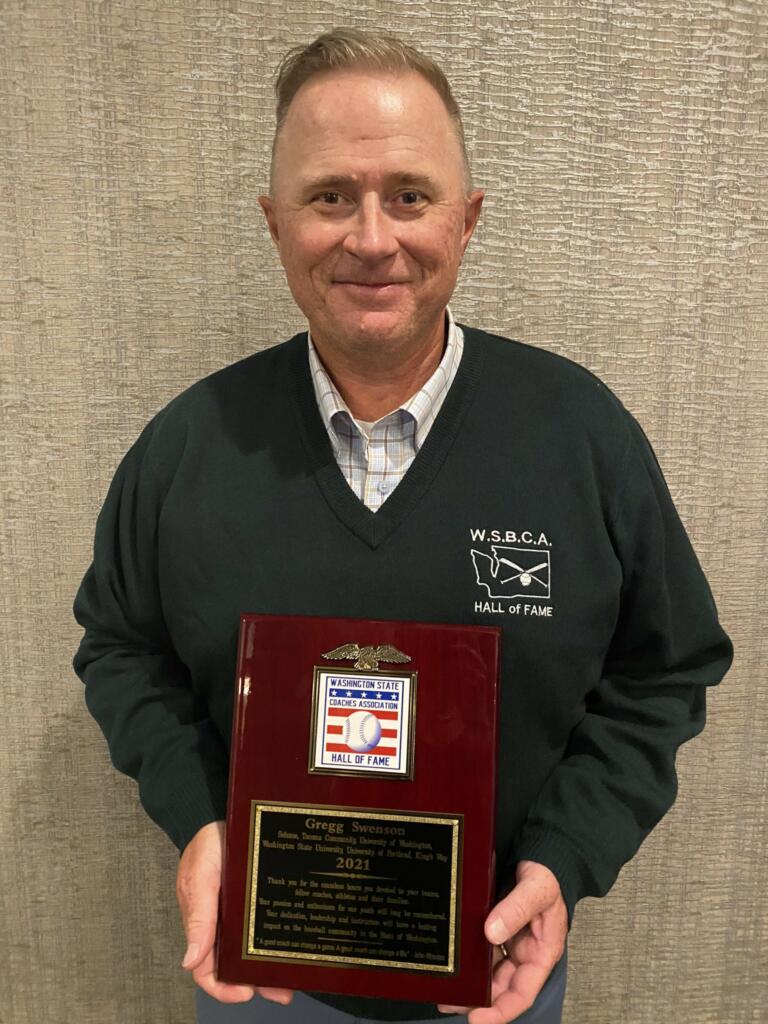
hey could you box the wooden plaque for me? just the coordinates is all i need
[217,613,500,1007]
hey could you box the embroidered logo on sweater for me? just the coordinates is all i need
[470,529,553,617]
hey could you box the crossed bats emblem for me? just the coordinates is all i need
[497,556,549,588]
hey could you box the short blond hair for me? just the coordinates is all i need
[269,27,472,193]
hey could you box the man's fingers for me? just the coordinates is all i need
[192,948,257,1003]
[506,930,564,974]
[260,989,293,1005]
[468,959,551,1024]
[437,947,518,1014]
[256,987,294,1006]
[501,903,567,970]
[489,955,516,1002]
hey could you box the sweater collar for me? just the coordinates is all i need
[306,307,464,455]
[289,321,486,550]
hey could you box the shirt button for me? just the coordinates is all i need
[378,480,390,494]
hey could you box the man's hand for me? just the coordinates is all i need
[437,860,567,1023]
[176,820,294,1006]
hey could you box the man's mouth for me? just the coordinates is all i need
[334,281,408,287]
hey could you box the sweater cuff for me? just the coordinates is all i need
[148,776,229,854]
[504,826,591,931]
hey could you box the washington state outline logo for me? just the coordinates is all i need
[472,545,551,600]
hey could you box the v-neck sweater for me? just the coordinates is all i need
[306,306,464,510]
[72,325,733,1021]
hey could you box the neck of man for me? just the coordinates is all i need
[310,312,448,422]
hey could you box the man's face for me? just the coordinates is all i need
[259,69,484,360]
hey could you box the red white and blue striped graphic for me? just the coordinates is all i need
[324,686,401,757]
[312,672,412,775]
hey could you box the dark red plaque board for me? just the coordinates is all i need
[217,613,501,1007]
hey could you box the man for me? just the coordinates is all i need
[72,27,733,1024]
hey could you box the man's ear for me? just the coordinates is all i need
[460,189,485,255]
[258,196,280,246]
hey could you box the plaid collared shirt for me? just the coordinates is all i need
[307,308,464,511]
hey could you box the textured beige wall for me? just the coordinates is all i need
[1,2,766,1022]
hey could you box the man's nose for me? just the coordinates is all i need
[342,196,399,261]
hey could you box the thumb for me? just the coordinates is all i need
[484,881,538,946]
[178,864,221,970]
[181,892,219,969]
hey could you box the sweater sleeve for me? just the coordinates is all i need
[506,412,734,928]
[72,414,230,853]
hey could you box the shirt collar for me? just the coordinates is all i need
[307,306,463,453]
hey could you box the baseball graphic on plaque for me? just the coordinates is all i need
[343,711,381,752]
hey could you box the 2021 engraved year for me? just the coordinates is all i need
[336,856,370,871]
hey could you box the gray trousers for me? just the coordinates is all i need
[196,944,568,1024]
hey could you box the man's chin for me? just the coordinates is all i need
[317,309,415,348]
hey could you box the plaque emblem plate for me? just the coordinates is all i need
[309,647,417,779]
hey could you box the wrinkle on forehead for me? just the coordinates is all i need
[308,136,438,167]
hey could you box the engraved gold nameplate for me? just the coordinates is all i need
[242,801,461,972]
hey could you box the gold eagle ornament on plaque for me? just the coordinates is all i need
[321,643,411,671]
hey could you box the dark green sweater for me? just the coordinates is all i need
[72,326,733,1020]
